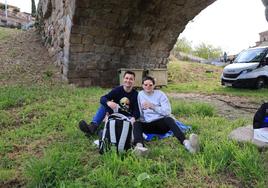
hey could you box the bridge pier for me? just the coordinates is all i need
[37,0,215,87]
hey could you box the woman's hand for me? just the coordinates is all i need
[142,101,155,110]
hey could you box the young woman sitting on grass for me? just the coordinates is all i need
[133,76,200,155]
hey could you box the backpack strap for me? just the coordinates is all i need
[109,119,117,144]
[99,117,110,154]
[109,113,129,121]
[118,121,130,152]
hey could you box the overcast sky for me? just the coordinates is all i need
[0,0,39,13]
[1,0,267,55]
[179,0,268,55]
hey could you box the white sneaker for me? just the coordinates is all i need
[183,134,200,154]
[189,133,200,152]
[133,143,149,156]
[93,140,100,147]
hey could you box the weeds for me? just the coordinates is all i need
[0,27,267,187]
[171,100,216,117]
[0,27,19,41]
[43,70,54,80]
[231,145,266,186]
[0,83,266,187]
[25,149,82,187]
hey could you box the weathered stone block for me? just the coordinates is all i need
[70,52,96,63]
[94,45,105,53]
[76,0,92,8]
[68,78,92,87]
[104,38,115,46]
[83,43,95,52]
[70,44,84,53]
[70,35,82,44]
[87,26,105,37]
[94,37,104,45]
[82,35,94,44]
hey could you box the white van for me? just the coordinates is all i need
[221,46,268,89]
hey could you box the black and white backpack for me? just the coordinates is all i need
[99,113,132,154]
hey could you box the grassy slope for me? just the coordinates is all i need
[166,56,268,100]
[0,28,268,187]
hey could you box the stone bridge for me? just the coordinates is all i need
[37,0,218,87]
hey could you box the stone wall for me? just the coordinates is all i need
[37,0,215,87]
[36,0,75,70]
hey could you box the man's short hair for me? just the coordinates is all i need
[123,71,135,78]
[142,76,155,85]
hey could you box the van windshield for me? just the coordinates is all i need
[234,48,267,63]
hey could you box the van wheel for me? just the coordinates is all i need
[255,77,265,89]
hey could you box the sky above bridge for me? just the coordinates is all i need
[179,0,267,55]
[1,0,267,55]
[0,0,39,13]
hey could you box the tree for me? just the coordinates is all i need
[0,4,5,10]
[173,37,193,54]
[31,0,36,17]
[193,42,223,59]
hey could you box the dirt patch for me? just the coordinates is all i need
[168,93,260,120]
[5,133,65,161]
[0,178,25,188]
[0,28,62,86]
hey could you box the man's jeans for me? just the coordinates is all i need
[92,105,111,126]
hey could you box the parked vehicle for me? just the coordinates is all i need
[221,46,268,89]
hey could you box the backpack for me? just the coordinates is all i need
[253,102,268,129]
[99,113,132,154]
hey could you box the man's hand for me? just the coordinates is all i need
[107,101,118,110]
[130,117,135,125]
[142,101,154,110]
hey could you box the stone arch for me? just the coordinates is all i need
[37,0,216,87]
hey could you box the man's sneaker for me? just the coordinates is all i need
[133,143,149,156]
[88,122,98,134]
[79,120,98,135]
[183,133,200,154]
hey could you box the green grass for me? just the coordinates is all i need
[0,27,20,41]
[1,27,268,187]
[171,100,216,117]
[165,58,268,101]
[0,83,267,187]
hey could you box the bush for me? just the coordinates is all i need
[173,37,193,54]
[193,43,222,59]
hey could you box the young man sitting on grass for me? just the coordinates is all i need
[79,71,140,136]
